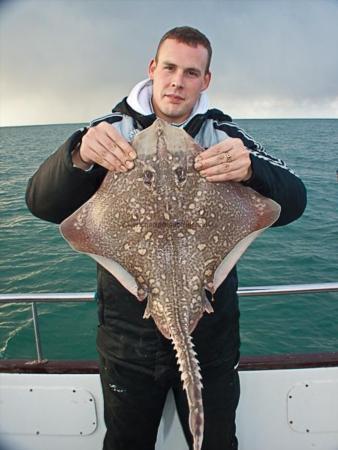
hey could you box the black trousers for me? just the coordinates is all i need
[99,354,240,450]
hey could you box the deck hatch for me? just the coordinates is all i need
[287,380,338,433]
[0,386,97,436]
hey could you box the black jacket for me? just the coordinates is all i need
[26,99,307,369]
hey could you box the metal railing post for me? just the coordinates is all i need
[31,302,43,361]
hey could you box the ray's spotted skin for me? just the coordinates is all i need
[60,119,281,450]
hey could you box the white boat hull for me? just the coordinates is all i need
[1,364,338,450]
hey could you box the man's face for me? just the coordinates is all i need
[148,39,211,124]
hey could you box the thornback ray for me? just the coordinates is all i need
[60,118,281,450]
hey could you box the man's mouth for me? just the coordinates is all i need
[165,94,185,103]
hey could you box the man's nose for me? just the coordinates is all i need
[171,72,184,88]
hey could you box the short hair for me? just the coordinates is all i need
[155,26,212,74]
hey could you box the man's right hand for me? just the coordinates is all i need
[72,122,137,172]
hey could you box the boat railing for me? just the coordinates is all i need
[0,282,337,362]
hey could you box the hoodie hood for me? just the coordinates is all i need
[126,78,209,126]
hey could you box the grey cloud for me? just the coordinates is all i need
[1,0,337,125]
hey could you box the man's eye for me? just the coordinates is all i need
[188,71,198,77]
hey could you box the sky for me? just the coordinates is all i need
[1,0,337,126]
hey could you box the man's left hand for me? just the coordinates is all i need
[194,138,252,183]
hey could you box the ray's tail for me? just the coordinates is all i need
[171,331,204,450]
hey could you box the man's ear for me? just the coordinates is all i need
[202,71,211,91]
[148,59,156,80]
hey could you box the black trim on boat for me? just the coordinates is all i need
[1,352,338,374]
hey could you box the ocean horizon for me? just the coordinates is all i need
[1,117,337,129]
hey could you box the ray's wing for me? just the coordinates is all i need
[178,171,281,293]
[60,170,157,297]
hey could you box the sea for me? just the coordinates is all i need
[0,119,337,361]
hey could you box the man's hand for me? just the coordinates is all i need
[194,138,252,182]
[72,122,137,172]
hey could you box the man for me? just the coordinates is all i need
[26,27,306,450]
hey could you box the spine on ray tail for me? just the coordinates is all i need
[171,328,204,450]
